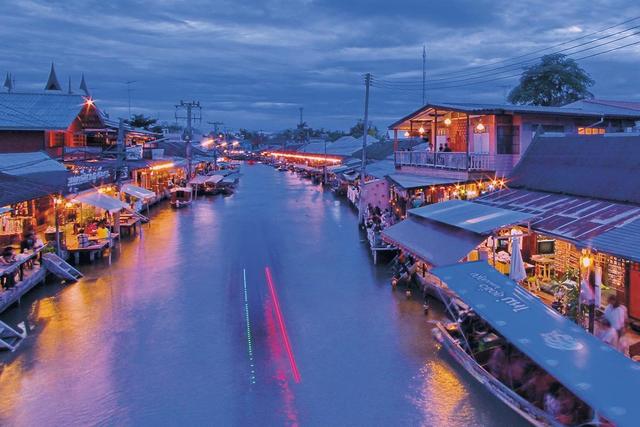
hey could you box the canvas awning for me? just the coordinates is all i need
[189,175,209,185]
[387,173,459,190]
[170,187,192,193]
[73,192,129,213]
[410,199,536,234]
[121,184,155,200]
[430,261,640,427]
[382,217,485,267]
[206,175,224,184]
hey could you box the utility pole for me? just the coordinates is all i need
[175,100,202,179]
[422,45,427,106]
[116,119,126,187]
[358,73,371,224]
[125,80,136,119]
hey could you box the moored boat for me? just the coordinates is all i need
[429,261,639,427]
[169,187,193,208]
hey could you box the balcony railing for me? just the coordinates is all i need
[394,151,496,171]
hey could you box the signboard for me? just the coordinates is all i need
[126,145,143,160]
[67,166,117,193]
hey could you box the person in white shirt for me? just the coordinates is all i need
[604,295,628,336]
[579,271,596,333]
[597,319,618,348]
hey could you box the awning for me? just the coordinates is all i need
[189,175,209,185]
[170,187,192,193]
[121,184,155,200]
[410,199,536,234]
[206,175,224,184]
[430,261,640,427]
[387,173,459,190]
[73,192,129,213]
[382,217,485,267]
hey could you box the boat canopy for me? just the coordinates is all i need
[121,184,155,200]
[73,192,129,213]
[382,217,485,266]
[430,261,640,427]
[410,199,536,234]
[206,175,224,184]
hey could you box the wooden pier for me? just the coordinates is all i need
[0,266,47,314]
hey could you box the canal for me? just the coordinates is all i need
[0,164,525,426]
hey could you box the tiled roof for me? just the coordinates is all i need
[0,92,86,130]
[508,133,640,204]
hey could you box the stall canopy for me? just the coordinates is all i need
[121,184,155,200]
[382,217,485,266]
[206,175,224,184]
[189,175,209,185]
[73,192,129,213]
[387,173,459,190]
[410,199,536,234]
[431,261,640,427]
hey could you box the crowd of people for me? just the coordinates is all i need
[0,225,44,289]
[364,203,396,248]
[457,311,595,425]
[76,220,112,249]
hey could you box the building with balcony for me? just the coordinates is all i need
[389,101,640,181]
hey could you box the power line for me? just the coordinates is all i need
[425,16,640,79]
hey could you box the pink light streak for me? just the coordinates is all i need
[265,267,301,383]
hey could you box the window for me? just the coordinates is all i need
[578,127,606,135]
[47,131,65,148]
[497,125,520,154]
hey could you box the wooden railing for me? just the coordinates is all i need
[394,151,496,171]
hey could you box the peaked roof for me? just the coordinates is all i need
[0,151,68,176]
[45,63,62,91]
[564,99,640,114]
[508,133,640,204]
[389,100,640,129]
[0,92,87,130]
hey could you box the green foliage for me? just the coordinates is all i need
[508,54,594,106]
[126,114,162,133]
[349,120,379,139]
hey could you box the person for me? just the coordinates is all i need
[543,383,563,419]
[96,222,110,240]
[20,229,36,253]
[0,246,16,265]
[76,228,90,248]
[444,143,452,152]
[487,346,507,380]
[604,295,628,337]
[597,318,618,347]
[85,221,98,236]
[618,328,631,357]
[579,270,596,333]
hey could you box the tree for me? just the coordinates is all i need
[126,114,162,133]
[507,54,594,106]
[349,120,379,139]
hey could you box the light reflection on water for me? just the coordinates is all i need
[0,164,527,426]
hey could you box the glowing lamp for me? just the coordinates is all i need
[403,131,410,138]
[476,122,485,132]
[444,118,452,126]
[581,256,592,268]
[85,97,94,107]
[418,126,425,134]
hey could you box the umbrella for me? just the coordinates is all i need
[509,234,526,282]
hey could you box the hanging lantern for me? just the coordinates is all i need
[444,118,452,126]
[418,126,425,134]
[476,122,485,132]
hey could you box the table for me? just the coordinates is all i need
[532,255,555,283]
[67,241,109,264]
[119,216,140,236]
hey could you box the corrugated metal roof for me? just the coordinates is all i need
[387,173,458,190]
[388,100,640,129]
[0,172,55,206]
[0,151,67,176]
[364,160,395,179]
[0,92,86,130]
[509,133,640,204]
[588,219,640,263]
[299,135,379,157]
[476,188,640,244]
[410,199,536,234]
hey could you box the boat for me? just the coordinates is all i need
[429,261,638,427]
[169,187,193,208]
[277,164,288,172]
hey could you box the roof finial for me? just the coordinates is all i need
[68,76,73,94]
[79,73,90,97]
[3,72,13,93]
[45,62,62,91]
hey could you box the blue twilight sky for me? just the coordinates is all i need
[1,0,639,132]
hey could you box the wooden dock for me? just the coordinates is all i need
[0,266,47,314]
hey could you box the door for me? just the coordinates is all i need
[629,264,640,319]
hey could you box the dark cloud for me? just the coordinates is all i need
[0,0,638,131]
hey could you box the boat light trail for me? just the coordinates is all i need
[265,267,301,383]
[243,268,256,384]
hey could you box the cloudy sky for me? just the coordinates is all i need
[1,0,639,132]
